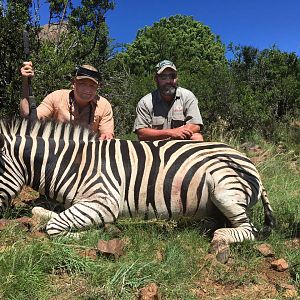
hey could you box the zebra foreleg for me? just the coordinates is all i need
[45,198,119,237]
[0,199,9,216]
[32,206,59,219]
[31,206,59,232]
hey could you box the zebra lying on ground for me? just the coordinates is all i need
[0,118,275,263]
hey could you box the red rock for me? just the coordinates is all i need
[254,243,275,257]
[271,258,289,272]
[97,238,124,259]
[0,219,11,230]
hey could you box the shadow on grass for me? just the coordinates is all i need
[6,195,64,219]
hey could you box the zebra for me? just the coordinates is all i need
[0,118,275,263]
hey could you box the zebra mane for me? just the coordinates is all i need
[0,117,98,143]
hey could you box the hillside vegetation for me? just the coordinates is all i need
[0,3,299,142]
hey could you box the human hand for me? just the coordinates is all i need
[171,126,193,140]
[99,133,114,140]
[21,61,34,78]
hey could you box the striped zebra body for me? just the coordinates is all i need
[0,119,275,262]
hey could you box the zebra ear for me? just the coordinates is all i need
[0,134,4,149]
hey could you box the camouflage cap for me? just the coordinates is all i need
[155,60,177,74]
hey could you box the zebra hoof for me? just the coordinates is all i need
[210,240,230,264]
[215,248,230,264]
[32,206,58,219]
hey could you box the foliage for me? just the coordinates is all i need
[0,1,38,116]
[115,15,227,76]
[0,3,299,140]
[0,0,115,114]
[101,71,155,136]
[228,45,300,138]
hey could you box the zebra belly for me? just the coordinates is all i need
[119,173,214,220]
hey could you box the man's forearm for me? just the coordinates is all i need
[20,98,30,117]
[136,128,173,141]
[20,78,30,116]
[185,124,204,141]
[136,124,203,141]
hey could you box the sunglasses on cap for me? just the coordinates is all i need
[74,66,100,80]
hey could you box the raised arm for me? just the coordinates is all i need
[20,61,34,117]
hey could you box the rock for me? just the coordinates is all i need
[77,248,98,260]
[29,231,48,239]
[271,258,289,272]
[284,238,300,249]
[155,250,164,262]
[283,288,298,298]
[97,238,124,259]
[276,282,298,298]
[103,223,122,237]
[254,243,275,257]
[16,216,35,229]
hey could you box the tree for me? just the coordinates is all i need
[228,45,300,137]
[0,1,38,116]
[116,15,227,75]
[0,0,115,115]
[33,0,115,93]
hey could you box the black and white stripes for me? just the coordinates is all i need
[0,119,275,260]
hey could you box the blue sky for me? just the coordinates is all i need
[39,0,300,57]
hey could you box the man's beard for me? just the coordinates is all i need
[159,85,177,97]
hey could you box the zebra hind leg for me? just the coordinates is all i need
[209,184,258,263]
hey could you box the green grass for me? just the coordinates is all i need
[257,151,299,235]
[0,139,299,299]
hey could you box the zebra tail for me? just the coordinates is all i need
[258,188,276,240]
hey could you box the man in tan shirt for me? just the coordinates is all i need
[133,60,204,141]
[20,62,114,140]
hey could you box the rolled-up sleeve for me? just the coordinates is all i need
[96,98,114,135]
[183,91,203,126]
[133,98,152,132]
[36,92,56,120]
